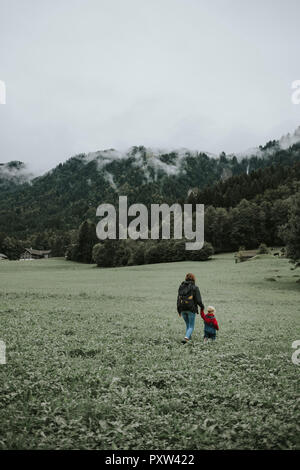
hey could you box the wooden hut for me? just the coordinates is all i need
[21,248,51,260]
[235,250,258,263]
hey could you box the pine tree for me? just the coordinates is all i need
[77,220,98,263]
[281,192,300,266]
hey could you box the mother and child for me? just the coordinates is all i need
[177,272,219,344]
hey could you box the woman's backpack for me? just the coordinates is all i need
[178,282,195,311]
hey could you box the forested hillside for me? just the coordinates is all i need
[188,144,300,208]
[0,146,264,238]
[0,130,300,263]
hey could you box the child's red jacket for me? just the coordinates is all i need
[200,310,219,330]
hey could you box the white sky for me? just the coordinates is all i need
[0,0,300,173]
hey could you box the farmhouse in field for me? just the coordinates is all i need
[0,253,8,260]
[235,250,258,263]
[21,248,51,260]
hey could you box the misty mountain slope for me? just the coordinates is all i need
[188,154,300,209]
[0,147,233,234]
[0,161,34,190]
[234,126,300,160]
[0,131,300,238]
[0,147,296,224]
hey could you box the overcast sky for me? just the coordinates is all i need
[0,0,300,173]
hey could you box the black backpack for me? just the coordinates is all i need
[178,282,195,311]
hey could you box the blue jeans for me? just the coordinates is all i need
[181,311,196,339]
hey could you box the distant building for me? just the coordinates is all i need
[235,250,258,263]
[21,248,51,260]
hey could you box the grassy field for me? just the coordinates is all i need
[0,253,299,450]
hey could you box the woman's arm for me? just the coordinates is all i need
[177,293,181,315]
[195,286,204,311]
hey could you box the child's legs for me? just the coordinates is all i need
[204,332,216,342]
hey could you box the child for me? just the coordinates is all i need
[200,306,219,342]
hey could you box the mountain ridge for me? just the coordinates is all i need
[1,126,300,186]
[0,126,299,243]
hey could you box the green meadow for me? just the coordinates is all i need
[0,254,299,450]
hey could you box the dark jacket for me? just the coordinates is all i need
[177,280,204,314]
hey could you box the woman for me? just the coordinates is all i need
[177,273,204,344]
